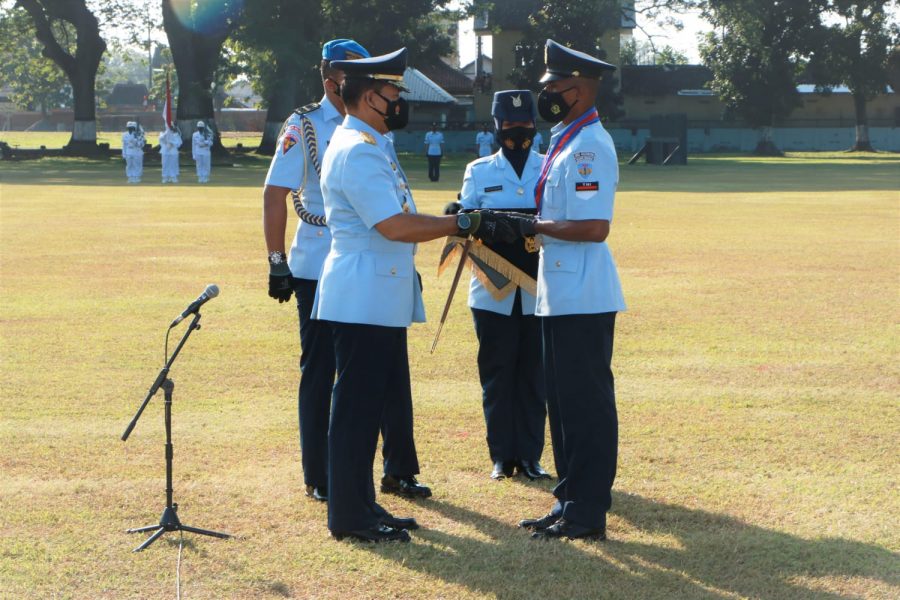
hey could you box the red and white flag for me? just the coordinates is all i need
[162,73,173,129]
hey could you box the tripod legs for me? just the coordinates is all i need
[127,503,231,552]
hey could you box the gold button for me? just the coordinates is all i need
[390,267,397,275]
[555,260,561,267]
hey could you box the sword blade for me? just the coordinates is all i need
[430,238,473,354]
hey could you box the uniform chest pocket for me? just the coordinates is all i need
[541,173,566,217]
[542,244,583,274]
[375,255,412,278]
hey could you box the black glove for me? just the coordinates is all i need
[443,201,463,215]
[268,262,293,303]
[458,210,518,244]
[502,212,538,237]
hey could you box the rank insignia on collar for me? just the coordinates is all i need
[282,133,298,154]
[359,131,376,145]
[577,162,592,176]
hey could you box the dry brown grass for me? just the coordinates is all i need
[1,152,898,599]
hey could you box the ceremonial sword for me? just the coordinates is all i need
[430,237,473,354]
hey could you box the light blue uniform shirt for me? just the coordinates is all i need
[536,120,626,317]
[313,115,426,328]
[475,131,493,157]
[424,131,444,155]
[264,96,342,280]
[459,150,543,316]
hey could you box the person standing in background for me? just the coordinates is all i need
[424,123,444,181]
[158,124,182,183]
[192,121,212,183]
[122,121,144,183]
[475,123,493,157]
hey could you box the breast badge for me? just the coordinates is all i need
[577,162,593,176]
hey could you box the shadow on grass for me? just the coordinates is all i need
[365,493,898,600]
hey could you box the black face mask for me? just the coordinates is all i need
[497,126,536,151]
[537,86,575,123]
[372,91,409,131]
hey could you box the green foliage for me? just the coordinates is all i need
[621,38,690,65]
[806,1,898,100]
[320,0,455,61]
[508,0,625,121]
[0,7,70,112]
[700,0,823,130]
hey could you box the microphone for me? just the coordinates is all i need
[170,284,219,328]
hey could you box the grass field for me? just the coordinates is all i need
[0,131,263,150]
[1,151,898,599]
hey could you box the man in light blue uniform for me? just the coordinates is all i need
[263,39,431,505]
[474,123,493,157]
[315,47,515,542]
[424,123,444,181]
[507,40,626,541]
[452,90,551,482]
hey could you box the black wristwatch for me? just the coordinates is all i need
[456,213,472,231]
[268,251,287,266]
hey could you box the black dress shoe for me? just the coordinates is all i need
[531,519,606,541]
[517,460,551,480]
[491,460,515,480]
[331,524,411,543]
[380,513,419,530]
[305,485,327,502]
[381,475,432,498]
[518,512,560,531]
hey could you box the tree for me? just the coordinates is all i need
[509,0,625,121]
[621,38,689,65]
[229,0,322,154]
[0,8,71,114]
[162,0,242,153]
[14,0,106,152]
[806,1,899,151]
[700,0,823,155]
[236,0,455,154]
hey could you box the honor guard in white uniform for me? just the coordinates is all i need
[313,47,515,543]
[122,121,144,183]
[158,125,182,183]
[263,40,435,507]
[192,121,212,183]
[474,124,493,157]
[450,90,551,482]
[502,40,626,542]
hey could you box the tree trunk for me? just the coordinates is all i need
[849,91,875,152]
[258,62,302,155]
[753,125,782,156]
[17,0,106,154]
[162,0,237,156]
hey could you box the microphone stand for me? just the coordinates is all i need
[121,311,231,552]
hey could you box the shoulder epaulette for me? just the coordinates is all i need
[293,102,321,117]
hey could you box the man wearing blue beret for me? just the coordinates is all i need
[262,39,433,510]
[506,39,626,541]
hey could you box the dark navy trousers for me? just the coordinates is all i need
[543,312,617,530]
[471,297,545,463]
[427,154,441,181]
[326,322,418,532]
[293,279,419,491]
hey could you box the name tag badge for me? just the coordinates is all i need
[484,185,503,193]
[575,181,599,200]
